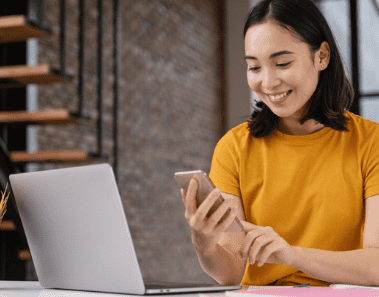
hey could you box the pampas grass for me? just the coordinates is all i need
[0,183,9,222]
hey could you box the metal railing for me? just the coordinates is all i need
[1,0,122,281]
[58,0,121,181]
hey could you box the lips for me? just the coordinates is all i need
[267,90,292,102]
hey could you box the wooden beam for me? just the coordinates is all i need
[0,64,71,89]
[0,220,16,231]
[18,250,32,261]
[9,150,94,163]
[0,15,51,43]
[0,109,83,125]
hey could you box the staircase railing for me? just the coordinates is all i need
[0,0,121,279]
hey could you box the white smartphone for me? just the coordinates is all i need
[174,170,243,232]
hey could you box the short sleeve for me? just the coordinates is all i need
[209,130,241,197]
[364,129,379,199]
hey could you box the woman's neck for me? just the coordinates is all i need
[278,117,325,135]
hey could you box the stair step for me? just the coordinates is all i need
[0,220,16,231]
[9,150,97,163]
[0,109,82,125]
[0,15,51,43]
[0,64,71,88]
[18,250,32,261]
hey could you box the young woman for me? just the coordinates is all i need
[181,0,379,287]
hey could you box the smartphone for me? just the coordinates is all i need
[174,170,243,232]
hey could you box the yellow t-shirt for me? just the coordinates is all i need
[209,112,379,286]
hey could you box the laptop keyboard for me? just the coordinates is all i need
[145,282,218,289]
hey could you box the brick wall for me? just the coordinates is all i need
[36,0,225,283]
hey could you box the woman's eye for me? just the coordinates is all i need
[277,62,291,68]
[248,66,261,72]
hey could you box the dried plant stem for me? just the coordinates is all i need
[0,183,10,222]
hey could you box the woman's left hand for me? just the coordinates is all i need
[239,221,295,267]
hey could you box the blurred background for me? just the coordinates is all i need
[0,0,377,283]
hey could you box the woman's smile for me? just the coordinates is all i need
[266,90,293,102]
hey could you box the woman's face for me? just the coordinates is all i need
[245,21,324,120]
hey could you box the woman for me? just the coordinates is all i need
[181,0,379,287]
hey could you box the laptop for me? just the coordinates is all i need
[9,164,241,295]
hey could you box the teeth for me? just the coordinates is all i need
[269,91,291,100]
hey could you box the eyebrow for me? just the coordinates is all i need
[244,50,295,60]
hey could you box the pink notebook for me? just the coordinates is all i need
[226,287,379,296]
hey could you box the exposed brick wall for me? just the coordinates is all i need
[37,0,225,283]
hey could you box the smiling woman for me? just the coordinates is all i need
[180,0,379,288]
[245,21,325,134]
[244,0,354,137]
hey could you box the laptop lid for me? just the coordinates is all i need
[10,164,146,295]
[10,164,241,295]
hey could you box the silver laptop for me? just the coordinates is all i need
[9,164,241,295]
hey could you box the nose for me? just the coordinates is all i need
[261,68,280,90]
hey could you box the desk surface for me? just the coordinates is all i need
[0,281,226,297]
[1,281,379,297]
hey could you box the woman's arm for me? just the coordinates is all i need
[291,245,379,285]
[241,194,379,286]
[181,179,247,285]
[194,234,246,285]
[194,193,247,285]
[290,194,379,286]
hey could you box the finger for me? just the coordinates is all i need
[214,206,238,233]
[239,229,266,259]
[181,188,186,204]
[240,220,259,233]
[195,187,222,219]
[248,235,275,266]
[256,241,282,267]
[205,198,233,228]
[185,177,199,217]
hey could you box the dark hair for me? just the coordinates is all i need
[244,0,354,138]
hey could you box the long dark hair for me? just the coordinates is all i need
[245,0,354,138]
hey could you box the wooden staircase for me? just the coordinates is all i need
[0,108,81,125]
[0,222,31,261]
[0,137,32,278]
[0,15,50,43]
[0,108,94,163]
[0,64,71,88]
[0,220,16,231]
[9,150,98,163]
[0,9,99,279]
[0,13,96,163]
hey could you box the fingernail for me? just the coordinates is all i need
[258,262,262,267]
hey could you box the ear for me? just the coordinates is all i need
[316,41,330,71]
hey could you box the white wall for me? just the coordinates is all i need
[320,0,379,122]
[358,0,379,121]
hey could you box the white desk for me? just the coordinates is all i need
[3,281,379,297]
[0,281,227,297]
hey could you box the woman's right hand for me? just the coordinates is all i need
[181,176,238,254]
